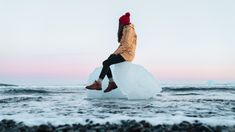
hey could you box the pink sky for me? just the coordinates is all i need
[1,56,234,85]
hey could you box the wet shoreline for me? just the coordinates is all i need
[1,119,234,132]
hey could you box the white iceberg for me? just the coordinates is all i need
[86,62,161,99]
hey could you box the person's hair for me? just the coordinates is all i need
[118,23,124,42]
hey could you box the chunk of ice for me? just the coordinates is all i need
[86,62,161,99]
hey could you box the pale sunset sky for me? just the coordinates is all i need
[0,0,235,85]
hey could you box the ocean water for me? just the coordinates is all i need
[0,83,235,126]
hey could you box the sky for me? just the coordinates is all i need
[0,0,235,85]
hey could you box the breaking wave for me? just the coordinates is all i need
[0,97,43,103]
[2,89,50,94]
[162,87,235,92]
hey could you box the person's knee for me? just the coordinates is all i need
[102,60,109,66]
[102,60,106,66]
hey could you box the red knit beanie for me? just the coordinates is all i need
[119,12,130,25]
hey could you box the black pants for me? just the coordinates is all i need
[99,54,125,79]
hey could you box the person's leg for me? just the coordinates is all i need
[106,55,116,81]
[98,54,125,83]
[97,54,115,82]
[102,54,125,92]
[97,65,113,83]
[106,67,114,82]
[85,54,125,91]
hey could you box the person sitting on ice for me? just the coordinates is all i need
[85,12,137,93]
